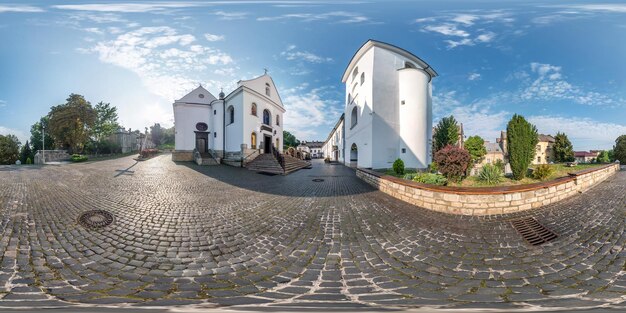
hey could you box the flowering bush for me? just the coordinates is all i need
[434,145,471,182]
[140,149,159,159]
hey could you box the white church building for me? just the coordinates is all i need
[323,40,437,169]
[172,74,285,162]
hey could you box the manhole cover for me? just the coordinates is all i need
[511,217,558,246]
[78,210,115,229]
[312,178,325,182]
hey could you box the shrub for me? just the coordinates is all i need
[428,162,438,173]
[478,164,502,185]
[26,157,32,164]
[434,145,471,182]
[532,164,554,180]
[493,159,505,172]
[70,154,88,162]
[412,173,447,186]
[507,114,538,180]
[392,158,405,175]
[402,173,416,180]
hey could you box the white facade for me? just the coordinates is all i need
[337,40,436,169]
[322,114,344,162]
[173,74,285,162]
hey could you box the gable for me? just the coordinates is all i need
[237,74,283,107]
[176,85,217,104]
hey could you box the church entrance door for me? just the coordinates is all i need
[195,132,209,153]
[264,135,272,153]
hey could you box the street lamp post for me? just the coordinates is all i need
[42,124,45,164]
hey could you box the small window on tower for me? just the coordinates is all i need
[214,110,216,115]
[214,132,217,138]
[402,148,406,153]
[265,83,271,97]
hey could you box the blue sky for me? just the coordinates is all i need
[0,0,625,150]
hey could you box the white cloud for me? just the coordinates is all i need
[467,73,481,81]
[527,115,626,150]
[0,5,43,13]
[0,126,29,145]
[282,86,341,140]
[418,10,512,49]
[433,91,509,141]
[68,12,127,23]
[475,31,495,43]
[204,33,225,42]
[53,3,202,13]
[423,24,469,37]
[212,10,248,20]
[562,4,626,14]
[258,11,370,24]
[280,45,332,63]
[521,62,618,106]
[84,27,103,34]
[444,38,474,48]
[80,26,233,102]
[0,100,6,107]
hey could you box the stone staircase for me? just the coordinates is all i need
[283,154,311,174]
[194,152,220,166]
[246,153,284,175]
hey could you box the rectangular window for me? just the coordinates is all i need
[401,148,406,153]
[214,132,217,138]
[214,110,216,115]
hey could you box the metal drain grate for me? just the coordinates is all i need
[511,217,558,246]
[312,178,325,182]
[78,210,115,229]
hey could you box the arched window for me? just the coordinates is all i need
[251,132,257,149]
[265,83,271,97]
[348,93,352,104]
[276,114,280,126]
[227,106,234,124]
[352,67,358,80]
[351,106,358,129]
[360,72,365,85]
[263,109,271,125]
[251,103,257,116]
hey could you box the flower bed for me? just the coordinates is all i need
[358,163,620,216]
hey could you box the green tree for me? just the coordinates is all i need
[608,149,615,162]
[20,140,33,163]
[464,135,486,165]
[150,123,163,146]
[48,94,97,154]
[614,135,626,164]
[596,150,610,163]
[162,126,175,146]
[433,115,459,153]
[0,134,20,165]
[553,132,574,162]
[93,102,120,146]
[283,130,299,149]
[507,114,538,180]
[30,116,55,152]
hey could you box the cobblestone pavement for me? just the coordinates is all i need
[1,155,625,311]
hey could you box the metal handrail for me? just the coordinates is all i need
[271,144,285,169]
[241,149,260,167]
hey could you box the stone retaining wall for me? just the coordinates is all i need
[357,163,620,216]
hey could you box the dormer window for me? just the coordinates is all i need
[265,83,271,97]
